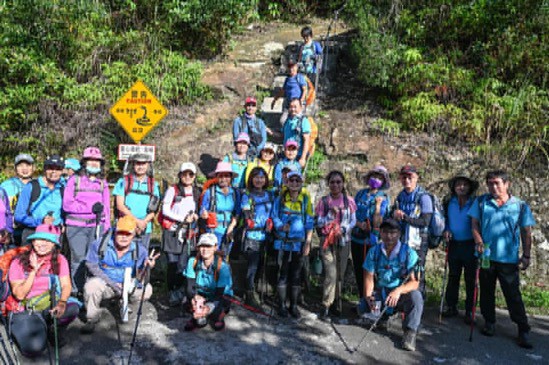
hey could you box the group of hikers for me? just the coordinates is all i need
[0,25,537,361]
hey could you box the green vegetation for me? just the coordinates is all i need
[345,0,548,168]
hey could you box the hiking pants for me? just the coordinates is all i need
[479,261,530,332]
[396,290,424,332]
[277,250,303,287]
[246,248,262,290]
[445,239,477,313]
[163,229,192,291]
[66,225,103,293]
[83,277,152,323]
[351,242,371,299]
[321,240,350,308]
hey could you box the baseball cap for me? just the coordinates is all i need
[400,165,418,175]
[130,153,151,162]
[287,171,303,182]
[235,132,250,144]
[179,162,197,174]
[116,216,137,234]
[15,153,34,165]
[197,233,218,247]
[44,155,65,169]
[245,97,257,105]
[285,139,299,149]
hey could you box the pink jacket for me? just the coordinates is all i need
[63,175,111,230]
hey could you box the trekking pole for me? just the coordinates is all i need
[352,271,413,353]
[469,258,481,342]
[335,238,342,314]
[92,202,103,240]
[127,256,153,365]
[2,316,20,365]
[222,295,273,319]
[50,277,60,365]
[439,243,449,323]
[0,319,17,365]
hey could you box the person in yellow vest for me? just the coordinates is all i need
[243,142,276,189]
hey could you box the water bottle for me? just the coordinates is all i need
[481,243,491,269]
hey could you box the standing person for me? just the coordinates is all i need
[271,60,308,123]
[281,99,311,168]
[241,167,274,308]
[223,132,252,189]
[315,170,357,320]
[392,165,433,295]
[183,233,233,331]
[243,142,276,189]
[298,26,323,81]
[81,216,159,334]
[160,162,200,307]
[273,139,302,190]
[199,161,240,254]
[1,153,35,245]
[441,175,479,323]
[63,146,111,295]
[7,224,80,352]
[63,158,81,179]
[352,166,391,314]
[113,153,160,251]
[363,219,423,351]
[14,155,65,243]
[271,171,314,318]
[232,97,268,158]
[468,170,535,349]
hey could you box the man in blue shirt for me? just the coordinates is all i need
[469,170,535,349]
[281,99,311,167]
[113,153,160,251]
[81,216,159,334]
[232,97,267,158]
[392,165,433,295]
[14,155,64,243]
[442,175,479,323]
[183,233,233,331]
[363,218,423,351]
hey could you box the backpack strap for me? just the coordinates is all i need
[98,229,113,260]
[26,179,42,216]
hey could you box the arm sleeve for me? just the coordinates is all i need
[232,117,241,141]
[14,184,40,227]
[467,197,481,220]
[258,119,267,151]
[162,186,183,222]
[520,203,536,228]
[404,213,432,228]
[272,197,284,230]
[301,117,311,134]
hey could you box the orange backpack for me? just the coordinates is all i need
[303,74,316,106]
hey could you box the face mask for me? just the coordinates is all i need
[86,166,101,175]
[368,177,383,189]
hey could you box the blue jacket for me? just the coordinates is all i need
[272,191,314,252]
[14,177,64,228]
[184,256,233,300]
[241,191,274,242]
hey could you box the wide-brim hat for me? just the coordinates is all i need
[208,161,239,178]
[27,224,60,246]
[448,175,480,196]
[363,165,390,190]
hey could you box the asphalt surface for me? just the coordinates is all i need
[1,295,546,364]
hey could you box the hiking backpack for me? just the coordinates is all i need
[371,242,411,281]
[24,179,65,218]
[157,184,201,230]
[297,73,316,106]
[406,187,445,249]
[0,245,32,314]
[239,114,263,148]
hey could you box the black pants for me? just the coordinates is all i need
[246,249,262,290]
[350,242,370,299]
[277,251,303,287]
[163,230,192,291]
[445,239,477,313]
[480,261,530,332]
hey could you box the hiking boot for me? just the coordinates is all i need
[80,321,96,335]
[329,305,341,318]
[277,285,288,318]
[401,330,417,351]
[442,306,458,318]
[245,290,261,309]
[517,331,533,349]
[318,306,330,321]
[289,286,301,319]
[481,322,495,337]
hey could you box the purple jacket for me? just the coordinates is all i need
[0,187,13,233]
[63,175,111,230]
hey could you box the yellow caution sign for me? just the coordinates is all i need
[110,80,168,143]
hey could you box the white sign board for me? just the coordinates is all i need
[117,144,156,161]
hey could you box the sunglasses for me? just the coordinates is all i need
[288,178,302,183]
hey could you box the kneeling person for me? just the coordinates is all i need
[363,219,423,351]
[183,233,233,331]
[81,216,159,333]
